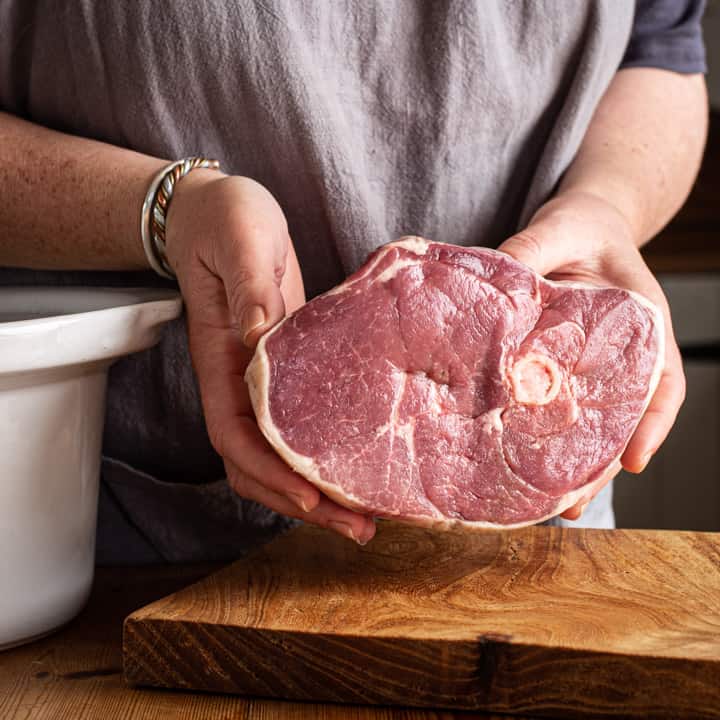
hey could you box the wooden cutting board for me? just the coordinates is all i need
[123,522,720,718]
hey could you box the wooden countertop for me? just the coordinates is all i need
[0,562,540,720]
[643,111,720,274]
[121,524,720,719]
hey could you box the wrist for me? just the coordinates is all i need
[156,165,227,276]
[534,188,637,249]
[555,161,646,247]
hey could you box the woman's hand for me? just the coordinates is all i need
[165,171,376,544]
[497,190,685,520]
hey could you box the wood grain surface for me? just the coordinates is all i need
[0,563,528,720]
[124,523,720,718]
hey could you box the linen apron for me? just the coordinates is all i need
[0,1,632,562]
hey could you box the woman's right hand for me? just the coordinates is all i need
[165,171,376,545]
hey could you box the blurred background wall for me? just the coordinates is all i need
[705,0,720,109]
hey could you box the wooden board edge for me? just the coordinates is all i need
[122,617,720,719]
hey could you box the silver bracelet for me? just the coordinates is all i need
[140,157,221,279]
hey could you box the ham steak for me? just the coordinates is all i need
[245,238,664,528]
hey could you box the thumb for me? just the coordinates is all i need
[496,217,576,277]
[223,232,289,349]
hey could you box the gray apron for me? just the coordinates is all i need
[0,1,633,562]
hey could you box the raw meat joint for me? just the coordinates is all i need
[246,238,664,528]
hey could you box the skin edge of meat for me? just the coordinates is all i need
[245,238,666,530]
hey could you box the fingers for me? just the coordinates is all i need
[279,240,307,316]
[220,224,289,349]
[222,417,377,544]
[190,308,376,542]
[184,269,371,542]
[214,414,322,513]
[228,463,377,545]
[497,228,561,276]
[559,461,618,521]
[497,197,684,532]
[186,295,320,511]
[559,501,588,522]
[500,206,684,501]
[168,175,352,538]
[622,343,685,472]
[496,207,588,276]
[176,175,301,350]
[600,257,686,473]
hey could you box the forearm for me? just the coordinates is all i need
[557,68,708,247]
[0,112,166,269]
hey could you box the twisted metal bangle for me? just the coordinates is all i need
[140,157,221,279]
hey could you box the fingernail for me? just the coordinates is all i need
[328,521,358,543]
[241,304,266,343]
[358,519,376,546]
[639,452,653,472]
[287,492,312,513]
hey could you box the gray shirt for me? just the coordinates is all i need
[0,2,644,562]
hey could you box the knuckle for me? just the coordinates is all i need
[208,417,247,461]
[225,276,269,330]
[225,266,264,298]
[226,468,251,498]
[207,421,229,459]
[508,231,544,261]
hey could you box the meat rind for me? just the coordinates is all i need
[246,237,664,529]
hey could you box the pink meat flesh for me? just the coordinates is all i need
[246,238,663,528]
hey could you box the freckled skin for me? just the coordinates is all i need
[260,240,662,525]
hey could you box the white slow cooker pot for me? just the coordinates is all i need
[0,287,182,649]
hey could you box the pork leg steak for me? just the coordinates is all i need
[245,238,664,529]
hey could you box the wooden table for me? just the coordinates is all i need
[0,562,540,720]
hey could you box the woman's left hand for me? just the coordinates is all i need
[497,190,685,520]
